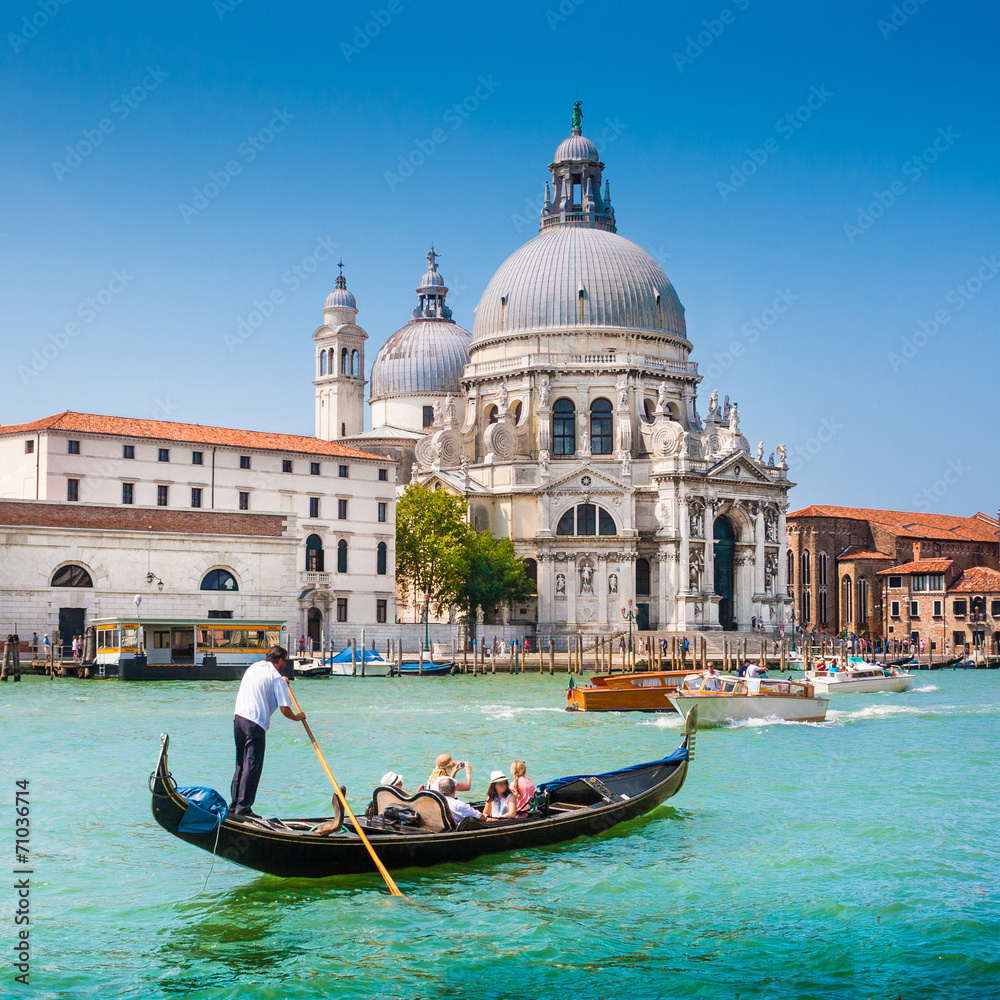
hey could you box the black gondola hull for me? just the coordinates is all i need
[150,726,694,879]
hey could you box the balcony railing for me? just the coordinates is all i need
[464,352,699,379]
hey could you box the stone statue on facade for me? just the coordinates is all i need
[556,573,566,595]
[497,381,508,412]
[476,604,484,625]
[609,573,618,594]
[537,373,550,406]
[580,429,590,455]
[432,399,443,425]
[571,100,583,131]
[723,395,731,420]
[657,381,669,411]
[776,444,787,467]
[768,452,775,467]
[444,393,457,425]
[729,405,740,433]
[689,508,703,538]
[501,603,510,625]
[708,389,718,415]
[617,381,629,410]
[580,562,593,594]
[756,441,764,463]
[689,554,702,592]
[620,451,631,476]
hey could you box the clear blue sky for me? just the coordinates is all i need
[1,0,997,514]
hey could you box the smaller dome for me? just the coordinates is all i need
[418,269,445,289]
[554,131,599,163]
[325,286,357,309]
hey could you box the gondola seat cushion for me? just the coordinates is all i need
[371,786,456,832]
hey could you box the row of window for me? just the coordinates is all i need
[555,503,617,536]
[42,438,388,483]
[66,479,388,520]
[327,597,388,623]
[50,565,239,590]
[553,398,615,455]
[791,551,829,588]
[319,347,361,377]
[891,598,1000,618]
[304,535,388,575]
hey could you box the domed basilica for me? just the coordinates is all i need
[315,105,794,634]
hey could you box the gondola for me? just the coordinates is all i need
[149,708,696,879]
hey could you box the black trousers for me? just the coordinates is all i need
[230,715,267,814]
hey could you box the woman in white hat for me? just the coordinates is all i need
[482,770,516,821]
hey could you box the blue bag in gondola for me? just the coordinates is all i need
[176,786,229,832]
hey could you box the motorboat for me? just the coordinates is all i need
[149,713,696,878]
[289,656,331,678]
[566,670,692,712]
[805,659,913,694]
[667,673,829,726]
[327,648,392,677]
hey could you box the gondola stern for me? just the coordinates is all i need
[682,705,697,761]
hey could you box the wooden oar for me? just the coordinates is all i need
[286,687,405,898]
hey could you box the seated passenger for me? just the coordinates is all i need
[436,776,482,823]
[427,753,472,793]
[703,667,721,691]
[510,760,536,815]
[380,770,404,791]
[482,770,517,822]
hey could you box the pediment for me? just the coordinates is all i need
[705,451,774,483]
[540,465,630,494]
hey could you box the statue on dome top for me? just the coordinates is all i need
[427,245,440,270]
[571,101,583,132]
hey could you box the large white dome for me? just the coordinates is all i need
[472,225,687,345]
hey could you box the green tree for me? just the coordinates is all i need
[395,484,471,611]
[457,531,535,625]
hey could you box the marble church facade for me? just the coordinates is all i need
[323,107,794,633]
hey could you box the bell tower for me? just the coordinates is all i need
[314,262,367,440]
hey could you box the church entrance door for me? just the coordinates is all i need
[714,516,736,630]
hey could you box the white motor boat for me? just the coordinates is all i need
[805,659,913,694]
[667,673,829,726]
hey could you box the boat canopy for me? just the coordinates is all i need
[329,648,385,664]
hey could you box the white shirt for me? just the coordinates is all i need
[444,795,482,822]
[234,661,291,731]
[745,663,763,678]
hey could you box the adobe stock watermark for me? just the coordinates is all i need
[213,0,247,20]
[17,269,135,384]
[785,416,842,473]
[717,85,832,200]
[509,115,627,232]
[340,0,407,62]
[178,108,295,223]
[545,0,585,30]
[702,288,799,381]
[912,458,970,511]
[8,0,71,54]
[673,0,751,73]
[878,0,932,40]
[223,236,338,352]
[886,254,998,372]
[843,126,959,243]
[51,66,169,181]
[384,76,501,192]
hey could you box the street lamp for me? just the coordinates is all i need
[621,599,635,655]
[133,594,143,657]
[970,597,987,664]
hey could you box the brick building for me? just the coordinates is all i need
[878,561,1000,657]
[786,505,999,637]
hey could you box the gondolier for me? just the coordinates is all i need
[230,646,305,818]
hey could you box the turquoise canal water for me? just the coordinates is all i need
[2,670,998,999]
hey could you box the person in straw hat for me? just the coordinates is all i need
[426,753,472,793]
[482,770,516,821]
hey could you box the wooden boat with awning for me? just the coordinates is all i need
[566,670,691,712]
[148,709,696,879]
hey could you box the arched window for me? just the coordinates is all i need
[800,550,810,585]
[552,398,575,455]
[341,348,349,374]
[524,558,537,589]
[201,569,238,591]
[787,549,794,588]
[351,350,360,377]
[644,398,655,422]
[841,576,852,622]
[857,578,869,626]
[590,398,614,455]
[328,348,335,372]
[513,401,523,424]
[377,541,387,576]
[320,351,327,375]
[305,533,324,572]
[337,539,348,574]
[801,588,811,623]
[818,552,828,585]
[555,504,617,537]
[487,405,499,424]
[51,564,92,588]
[636,557,650,595]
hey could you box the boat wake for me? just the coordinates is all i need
[724,716,830,729]
[828,704,923,723]
[636,716,683,729]
[912,684,938,693]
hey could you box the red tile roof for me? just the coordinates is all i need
[839,546,893,560]
[877,558,954,576]
[950,566,1000,593]
[789,505,999,544]
[0,412,393,462]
